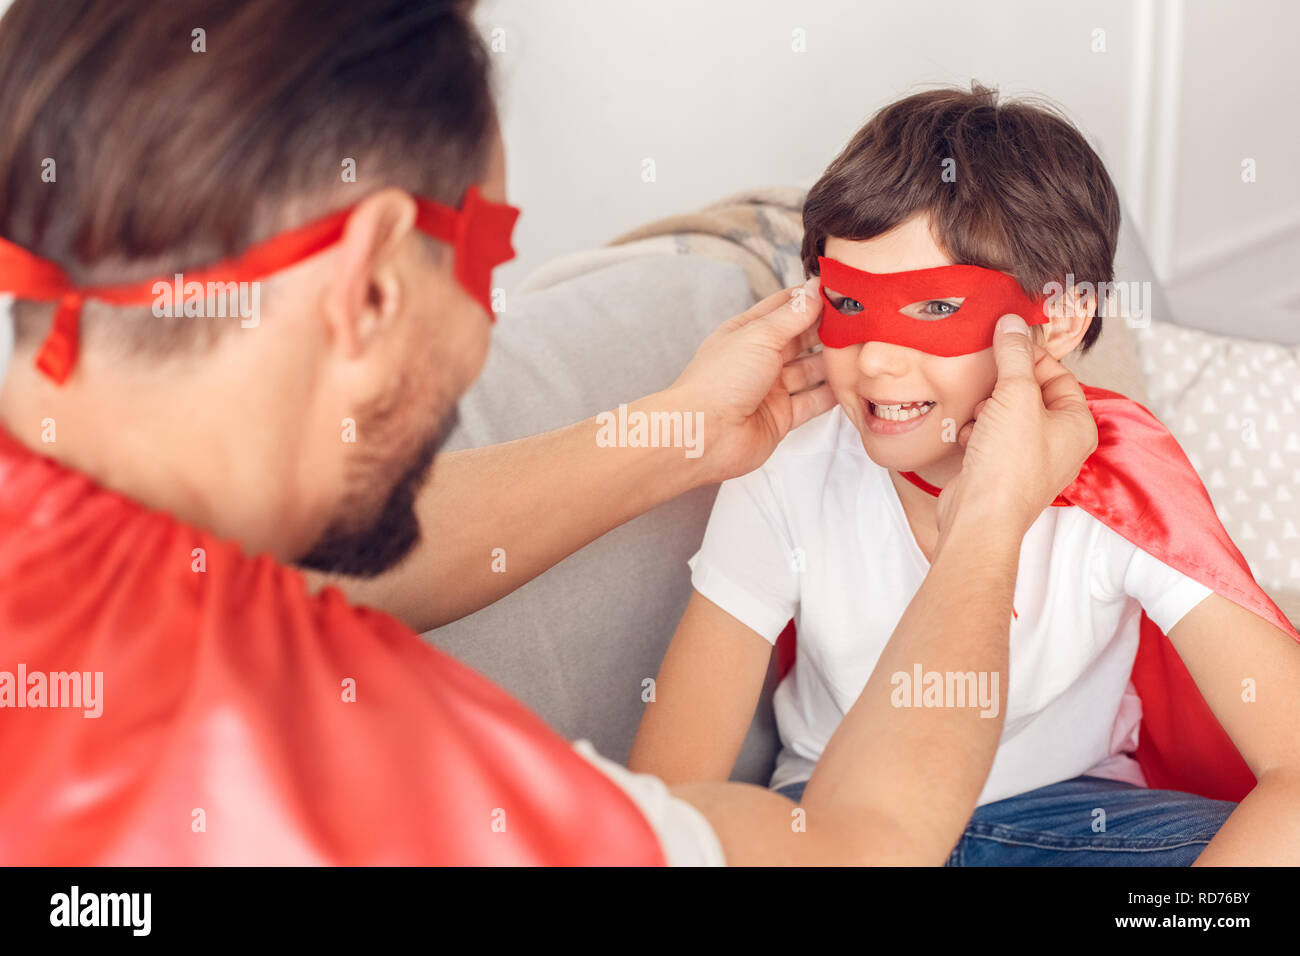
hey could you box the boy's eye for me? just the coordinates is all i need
[900,298,965,320]
[824,289,864,315]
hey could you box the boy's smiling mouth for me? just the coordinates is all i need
[862,397,936,434]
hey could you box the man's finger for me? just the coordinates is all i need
[797,325,822,353]
[1033,349,1090,418]
[780,326,822,363]
[788,382,836,430]
[991,313,1037,383]
[744,277,824,343]
[725,283,810,332]
[780,352,826,395]
[1028,350,1099,457]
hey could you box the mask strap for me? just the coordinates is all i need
[900,469,1072,507]
[0,186,517,385]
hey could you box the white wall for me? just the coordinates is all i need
[1158,0,1300,313]
[478,0,1300,320]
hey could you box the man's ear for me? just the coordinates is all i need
[1039,282,1096,360]
[320,188,419,360]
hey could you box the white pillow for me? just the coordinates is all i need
[1136,320,1300,623]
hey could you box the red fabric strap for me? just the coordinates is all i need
[0,186,518,385]
[898,468,1071,507]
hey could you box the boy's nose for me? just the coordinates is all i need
[856,339,913,377]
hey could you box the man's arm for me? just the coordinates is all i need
[1162,594,1300,865]
[674,315,1100,864]
[673,509,1023,864]
[671,500,1026,865]
[310,283,834,632]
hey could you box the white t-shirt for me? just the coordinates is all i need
[689,406,1214,806]
[571,740,726,866]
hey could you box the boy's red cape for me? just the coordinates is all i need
[0,429,665,865]
[776,384,1300,803]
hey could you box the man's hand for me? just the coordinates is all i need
[665,279,836,483]
[679,315,1080,865]
[938,314,1098,538]
[321,279,835,630]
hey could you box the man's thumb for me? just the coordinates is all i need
[993,313,1035,380]
[754,277,824,339]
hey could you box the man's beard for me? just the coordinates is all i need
[296,405,461,578]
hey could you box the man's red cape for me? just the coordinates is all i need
[775,385,1300,803]
[0,429,665,865]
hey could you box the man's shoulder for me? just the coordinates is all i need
[0,425,406,641]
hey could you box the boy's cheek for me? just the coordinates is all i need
[822,345,862,389]
[924,349,998,414]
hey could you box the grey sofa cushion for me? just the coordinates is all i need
[424,254,780,784]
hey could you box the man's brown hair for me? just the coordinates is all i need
[801,82,1120,352]
[0,0,494,356]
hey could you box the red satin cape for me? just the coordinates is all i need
[776,385,1299,803]
[0,429,664,865]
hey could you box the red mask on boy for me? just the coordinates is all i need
[0,186,520,385]
[816,255,1050,356]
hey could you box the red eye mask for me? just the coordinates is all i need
[0,185,520,385]
[816,256,1049,356]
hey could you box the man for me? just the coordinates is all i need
[0,0,1095,864]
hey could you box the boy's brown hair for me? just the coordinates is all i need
[802,82,1119,352]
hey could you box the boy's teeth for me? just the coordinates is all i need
[870,400,935,421]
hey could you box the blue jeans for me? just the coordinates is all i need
[773,774,1235,865]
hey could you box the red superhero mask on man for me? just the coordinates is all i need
[0,185,520,385]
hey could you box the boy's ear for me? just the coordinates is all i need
[1038,283,1096,359]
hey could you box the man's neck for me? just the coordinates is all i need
[0,358,309,561]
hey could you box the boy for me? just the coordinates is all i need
[629,83,1300,865]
